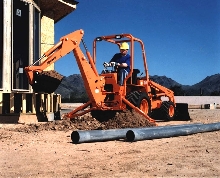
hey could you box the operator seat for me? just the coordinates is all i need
[127,69,140,84]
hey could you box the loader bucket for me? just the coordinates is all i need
[175,103,191,121]
[31,70,64,94]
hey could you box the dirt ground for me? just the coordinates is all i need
[0,109,220,177]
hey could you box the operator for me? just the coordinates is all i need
[103,42,131,86]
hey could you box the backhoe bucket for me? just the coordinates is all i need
[31,70,64,94]
[175,103,191,121]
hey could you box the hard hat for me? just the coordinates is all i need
[120,42,129,50]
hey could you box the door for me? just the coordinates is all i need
[12,0,29,90]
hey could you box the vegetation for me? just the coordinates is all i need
[169,85,185,96]
[210,91,220,96]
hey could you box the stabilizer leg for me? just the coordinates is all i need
[65,100,93,119]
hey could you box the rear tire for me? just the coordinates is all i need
[126,91,151,116]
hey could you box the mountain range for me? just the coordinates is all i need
[55,73,220,99]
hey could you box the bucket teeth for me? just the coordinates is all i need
[31,70,64,93]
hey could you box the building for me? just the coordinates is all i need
[0,0,78,123]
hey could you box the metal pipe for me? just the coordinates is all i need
[126,122,220,142]
[71,123,203,144]
[71,128,130,144]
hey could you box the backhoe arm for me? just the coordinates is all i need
[24,29,100,94]
[25,29,86,85]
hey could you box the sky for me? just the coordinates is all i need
[54,0,220,85]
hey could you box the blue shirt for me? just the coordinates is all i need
[110,53,131,72]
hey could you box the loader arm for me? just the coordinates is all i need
[149,80,176,105]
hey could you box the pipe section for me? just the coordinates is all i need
[126,122,220,142]
[71,128,130,144]
[71,123,203,144]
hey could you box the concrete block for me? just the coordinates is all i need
[204,103,216,109]
[18,114,38,124]
[46,112,54,121]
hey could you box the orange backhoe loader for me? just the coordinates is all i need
[24,29,179,124]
